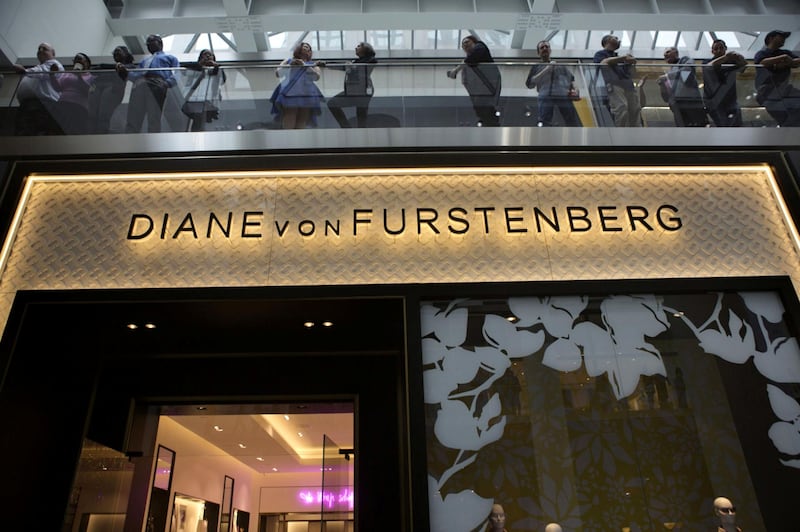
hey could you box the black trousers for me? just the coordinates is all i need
[469,95,500,126]
[126,77,169,133]
[15,98,61,136]
[327,92,371,128]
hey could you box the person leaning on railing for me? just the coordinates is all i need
[324,42,377,128]
[270,42,324,129]
[447,35,502,127]
[51,52,95,135]
[181,49,226,132]
[12,42,64,135]
[525,40,582,127]
[754,30,800,127]
[657,47,708,127]
[593,34,642,127]
[89,46,135,134]
[702,39,747,127]
[116,34,179,133]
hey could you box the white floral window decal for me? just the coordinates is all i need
[422,291,800,532]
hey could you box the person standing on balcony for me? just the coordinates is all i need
[525,40,582,127]
[703,39,747,127]
[89,45,135,133]
[593,34,641,127]
[754,30,800,127]
[447,35,502,126]
[325,42,377,128]
[657,47,708,127]
[182,49,226,132]
[12,42,64,135]
[52,52,95,135]
[270,42,325,129]
[116,34,179,133]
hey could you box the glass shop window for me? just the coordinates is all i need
[63,438,135,531]
[422,291,800,531]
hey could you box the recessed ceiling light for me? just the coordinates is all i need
[506,316,518,322]
[126,323,138,330]
[256,457,264,462]
[196,406,207,411]
[272,467,278,472]
[213,425,223,432]
[303,321,314,328]
[297,432,303,438]
[238,443,247,449]
[144,323,156,329]
[283,415,290,421]
[322,321,333,327]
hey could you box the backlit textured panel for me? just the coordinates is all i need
[0,167,797,331]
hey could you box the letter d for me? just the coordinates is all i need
[127,214,154,240]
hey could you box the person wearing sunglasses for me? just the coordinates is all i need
[713,497,741,532]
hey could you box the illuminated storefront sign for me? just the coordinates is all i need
[125,204,682,240]
[0,166,798,334]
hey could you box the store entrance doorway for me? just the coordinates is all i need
[0,289,408,532]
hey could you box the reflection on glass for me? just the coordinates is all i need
[422,291,800,531]
[171,493,220,532]
[62,439,135,532]
[2,60,793,135]
[220,475,234,532]
[154,445,175,491]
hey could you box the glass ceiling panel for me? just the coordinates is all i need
[390,29,412,50]
[438,29,461,51]
[655,30,679,48]
[412,30,438,50]
[476,30,512,49]
[154,28,763,58]
[317,30,343,51]
[565,30,593,50]
[368,30,391,50]
[343,30,366,50]
[268,31,306,51]
[633,30,655,50]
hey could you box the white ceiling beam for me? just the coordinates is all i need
[221,0,258,53]
[107,13,799,35]
[513,0,557,49]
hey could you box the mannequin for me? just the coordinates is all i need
[714,497,741,532]
[487,503,508,532]
[545,523,563,532]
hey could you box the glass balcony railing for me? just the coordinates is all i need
[0,60,797,136]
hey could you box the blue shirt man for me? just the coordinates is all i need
[117,34,179,132]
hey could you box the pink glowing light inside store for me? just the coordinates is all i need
[297,488,354,510]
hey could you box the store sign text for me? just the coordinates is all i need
[126,204,682,240]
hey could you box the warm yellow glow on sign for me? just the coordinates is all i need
[0,165,797,333]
